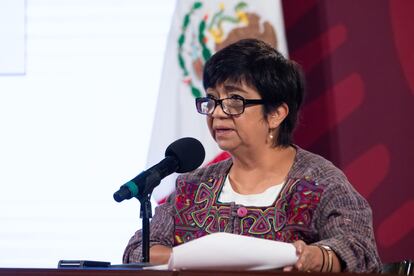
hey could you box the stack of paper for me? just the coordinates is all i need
[166,232,297,270]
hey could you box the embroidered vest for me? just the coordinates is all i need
[173,175,324,246]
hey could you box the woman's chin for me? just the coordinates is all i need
[215,139,237,152]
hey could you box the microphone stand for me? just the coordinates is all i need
[137,178,161,263]
[138,193,152,263]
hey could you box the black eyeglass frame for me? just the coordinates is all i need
[195,96,266,116]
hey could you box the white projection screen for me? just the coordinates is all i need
[0,0,175,267]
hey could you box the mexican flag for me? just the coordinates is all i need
[149,0,288,203]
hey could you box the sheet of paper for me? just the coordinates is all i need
[168,232,298,270]
[145,264,168,270]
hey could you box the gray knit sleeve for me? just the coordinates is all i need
[312,173,382,272]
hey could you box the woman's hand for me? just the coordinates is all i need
[150,245,172,265]
[283,240,341,272]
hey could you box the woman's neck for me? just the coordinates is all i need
[229,145,296,195]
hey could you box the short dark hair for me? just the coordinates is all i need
[203,38,305,147]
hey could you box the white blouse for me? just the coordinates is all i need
[218,175,284,207]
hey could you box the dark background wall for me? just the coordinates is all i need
[282,0,414,263]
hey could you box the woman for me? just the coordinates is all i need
[123,39,381,272]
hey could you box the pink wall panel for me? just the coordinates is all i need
[283,0,414,263]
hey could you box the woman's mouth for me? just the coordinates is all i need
[214,128,234,137]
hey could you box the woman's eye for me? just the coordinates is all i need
[229,94,244,100]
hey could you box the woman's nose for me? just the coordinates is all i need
[211,102,228,118]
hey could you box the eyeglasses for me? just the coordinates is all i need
[195,95,265,116]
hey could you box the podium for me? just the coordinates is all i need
[0,268,388,276]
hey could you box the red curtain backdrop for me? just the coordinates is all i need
[283,0,414,263]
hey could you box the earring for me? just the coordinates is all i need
[269,133,274,139]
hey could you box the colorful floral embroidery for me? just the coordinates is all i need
[174,176,324,246]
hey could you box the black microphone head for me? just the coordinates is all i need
[165,137,205,173]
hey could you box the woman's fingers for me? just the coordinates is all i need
[290,240,322,272]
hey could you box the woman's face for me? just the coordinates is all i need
[206,82,271,154]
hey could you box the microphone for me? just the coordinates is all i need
[113,137,205,202]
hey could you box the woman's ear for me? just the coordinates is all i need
[267,103,289,128]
